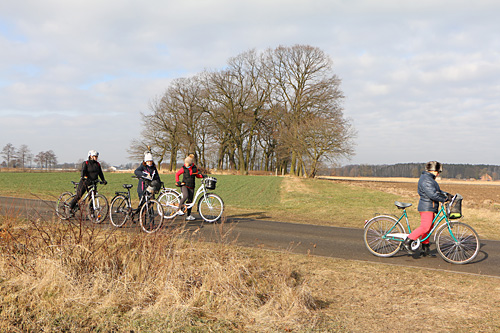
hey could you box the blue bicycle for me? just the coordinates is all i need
[363,194,480,264]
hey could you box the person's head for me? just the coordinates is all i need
[184,156,194,167]
[144,152,154,166]
[425,161,442,176]
[88,150,99,161]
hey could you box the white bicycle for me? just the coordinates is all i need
[157,176,224,223]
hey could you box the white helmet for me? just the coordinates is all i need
[88,150,99,158]
[144,152,153,162]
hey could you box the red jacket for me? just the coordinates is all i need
[175,164,203,188]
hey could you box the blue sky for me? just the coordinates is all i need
[1,0,500,166]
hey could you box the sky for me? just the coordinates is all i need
[1,0,500,167]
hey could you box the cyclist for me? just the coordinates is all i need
[134,152,161,200]
[68,150,107,214]
[175,154,204,220]
[403,161,452,257]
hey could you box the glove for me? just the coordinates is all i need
[446,192,454,202]
[176,181,183,187]
[202,174,207,178]
[102,180,108,185]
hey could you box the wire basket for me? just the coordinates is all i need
[204,177,217,190]
[446,193,463,219]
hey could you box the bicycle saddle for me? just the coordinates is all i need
[123,184,133,189]
[394,201,412,209]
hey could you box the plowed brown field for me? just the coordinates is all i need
[322,176,500,209]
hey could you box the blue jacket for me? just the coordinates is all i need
[417,171,448,213]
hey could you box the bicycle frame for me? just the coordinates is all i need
[182,180,211,209]
[384,203,457,243]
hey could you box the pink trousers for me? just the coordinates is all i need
[408,212,435,245]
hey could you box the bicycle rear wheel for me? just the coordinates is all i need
[140,199,164,233]
[110,195,130,227]
[157,190,181,219]
[198,193,224,223]
[364,216,405,257]
[87,194,109,223]
[56,191,73,220]
[435,222,480,264]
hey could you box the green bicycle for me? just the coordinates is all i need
[363,194,480,264]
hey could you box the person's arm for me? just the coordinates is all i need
[422,179,448,203]
[134,165,144,178]
[81,161,88,179]
[98,163,106,183]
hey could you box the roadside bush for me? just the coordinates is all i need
[0,215,320,331]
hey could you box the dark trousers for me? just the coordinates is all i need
[69,180,89,209]
[180,186,194,215]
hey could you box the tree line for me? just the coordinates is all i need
[333,163,500,180]
[129,45,356,177]
[1,143,58,169]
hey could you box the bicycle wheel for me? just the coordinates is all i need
[435,222,480,264]
[56,191,73,220]
[364,216,405,257]
[197,193,224,223]
[109,195,130,227]
[140,199,164,233]
[157,190,181,219]
[86,194,109,224]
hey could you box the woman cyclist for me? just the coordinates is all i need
[175,154,204,220]
[134,152,161,200]
[68,150,107,214]
[403,161,452,257]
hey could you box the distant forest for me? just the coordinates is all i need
[331,163,500,180]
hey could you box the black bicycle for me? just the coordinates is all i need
[56,179,108,223]
[109,177,164,233]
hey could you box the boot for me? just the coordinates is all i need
[403,238,414,254]
[421,243,436,257]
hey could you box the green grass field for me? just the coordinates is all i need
[0,171,403,228]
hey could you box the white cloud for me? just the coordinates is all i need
[1,0,500,165]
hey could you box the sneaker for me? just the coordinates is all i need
[176,209,185,216]
[403,238,414,254]
[185,215,195,221]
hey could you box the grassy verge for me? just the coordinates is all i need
[1,213,499,331]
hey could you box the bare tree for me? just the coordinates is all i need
[202,49,272,175]
[34,150,58,169]
[1,143,16,168]
[264,44,354,176]
[17,144,32,169]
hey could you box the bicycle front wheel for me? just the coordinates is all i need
[198,193,224,223]
[56,191,73,220]
[435,222,480,264]
[364,216,405,257]
[140,199,164,233]
[157,190,181,219]
[87,194,109,224]
[109,195,130,227]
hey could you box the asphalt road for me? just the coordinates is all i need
[1,196,499,278]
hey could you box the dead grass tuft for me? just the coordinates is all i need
[0,215,325,331]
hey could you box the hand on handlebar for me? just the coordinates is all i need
[445,192,454,202]
[176,181,185,187]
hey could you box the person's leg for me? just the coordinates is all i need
[177,186,189,214]
[69,181,87,210]
[408,212,434,242]
[186,188,194,216]
[404,211,434,253]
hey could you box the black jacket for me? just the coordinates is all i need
[134,163,160,193]
[417,171,448,213]
[81,159,105,183]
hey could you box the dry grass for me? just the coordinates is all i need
[0,214,323,331]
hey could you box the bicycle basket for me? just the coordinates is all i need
[446,193,463,219]
[205,177,217,190]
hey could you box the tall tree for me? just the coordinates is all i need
[17,144,32,169]
[264,44,353,177]
[1,143,16,168]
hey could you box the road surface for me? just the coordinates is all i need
[1,196,498,278]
